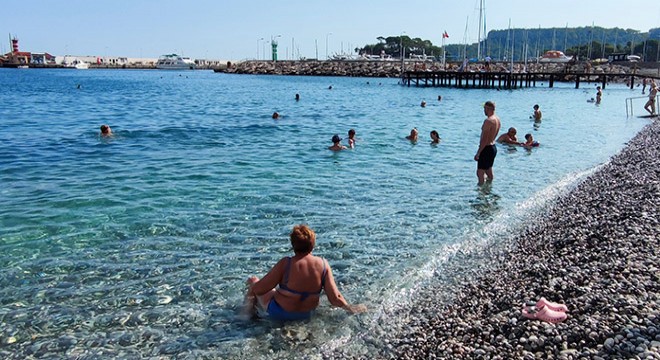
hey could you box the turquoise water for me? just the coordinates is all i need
[0,68,649,358]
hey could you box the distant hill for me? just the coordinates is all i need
[358,27,660,62]
[453,27,654,61]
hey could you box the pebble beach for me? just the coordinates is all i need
[327,119,659,359]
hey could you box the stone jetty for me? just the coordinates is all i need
[221,60,637,79]
[324,119,660,359]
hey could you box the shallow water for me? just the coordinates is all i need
[0,68,650,358]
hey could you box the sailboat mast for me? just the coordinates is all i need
[463,16,469,59]
[552,28,556,50]
[563,23,568,53]
[511,25,515,71]
[477,0,483,60]
[504,19,511,61]
[535,25,541,59]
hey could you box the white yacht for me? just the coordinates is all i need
[156,54,196,70]
[73,61,89,69]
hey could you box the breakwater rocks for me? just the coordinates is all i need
[222,60,636,78]
[224,60,407,77]
[326,119,660,359]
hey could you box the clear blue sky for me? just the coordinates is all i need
[3,0,659,60]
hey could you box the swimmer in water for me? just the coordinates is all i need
[496,127,520,145]
[406,128,419,143]
[100,124,113,137]
[532,104,542,121]
[430,130,440,145]
[328,134,347,151]
[522,133,540,148]
[272,112,280,119]
[347,129,356,149]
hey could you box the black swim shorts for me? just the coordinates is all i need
[477,144,497,170]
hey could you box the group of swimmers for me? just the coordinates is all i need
[493,104,542,148]
[497,127,540,148]
[497,104,542,148]
[328,127,442,151]
[404,128,441,144]
[328,129,356,151]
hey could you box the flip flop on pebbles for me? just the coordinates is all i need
[521,305,567,324]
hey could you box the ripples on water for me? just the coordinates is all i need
[0,69,649,358]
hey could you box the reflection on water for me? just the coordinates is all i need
[470,183,501,220]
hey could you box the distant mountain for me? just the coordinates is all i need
[359,27,660,62]
[452,27,654,61]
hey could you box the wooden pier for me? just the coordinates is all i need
[401,71,660,90]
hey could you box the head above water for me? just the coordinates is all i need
[332,134,342,143]
[290,224,316,255]
[100,124,112,135]
[533,104,539,110]
[525,133,533,141]
[272,112,280,119]
[348,129,356,138]
[508,127,517,135]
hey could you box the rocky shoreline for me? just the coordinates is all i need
[326,119,659,359]
[222,60,639,80]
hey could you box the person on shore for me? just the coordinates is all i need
[532,104,542,121]
[596,86,602,105]
[242,224,367,321]
[642,78,647,94]
[522,133,540,148]
[430,130,441,145]
[406,128,419,143]
[496,127,520,145]
[347,129,356,149]
[100,124,113,137]
[474,101,501,185]
[272,112,280,119]
[644,81,657,115]
[328,134,347,151]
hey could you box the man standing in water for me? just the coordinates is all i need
[474,101,501,185]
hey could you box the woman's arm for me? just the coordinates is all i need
[249,258,286,296]
[323,261,367,314]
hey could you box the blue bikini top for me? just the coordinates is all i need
[278,257,327,301]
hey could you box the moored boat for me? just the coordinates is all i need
[156,54,195,70]
[539,50,573,63]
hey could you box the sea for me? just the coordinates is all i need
[0,68,651,359]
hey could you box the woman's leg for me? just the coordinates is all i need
[242,276,276,317]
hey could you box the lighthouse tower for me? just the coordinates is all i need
[11,36,19,53]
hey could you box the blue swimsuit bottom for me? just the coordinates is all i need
[267,299,312,321]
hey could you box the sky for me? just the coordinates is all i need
[3,0,659,60]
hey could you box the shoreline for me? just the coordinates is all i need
[326,119,659,359]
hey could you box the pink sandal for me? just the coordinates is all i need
[521,305,567,323]
[537,297,568,312]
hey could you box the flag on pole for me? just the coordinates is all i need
[442,31,449,39]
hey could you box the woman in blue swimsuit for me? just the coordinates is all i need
[242,224,366,321]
